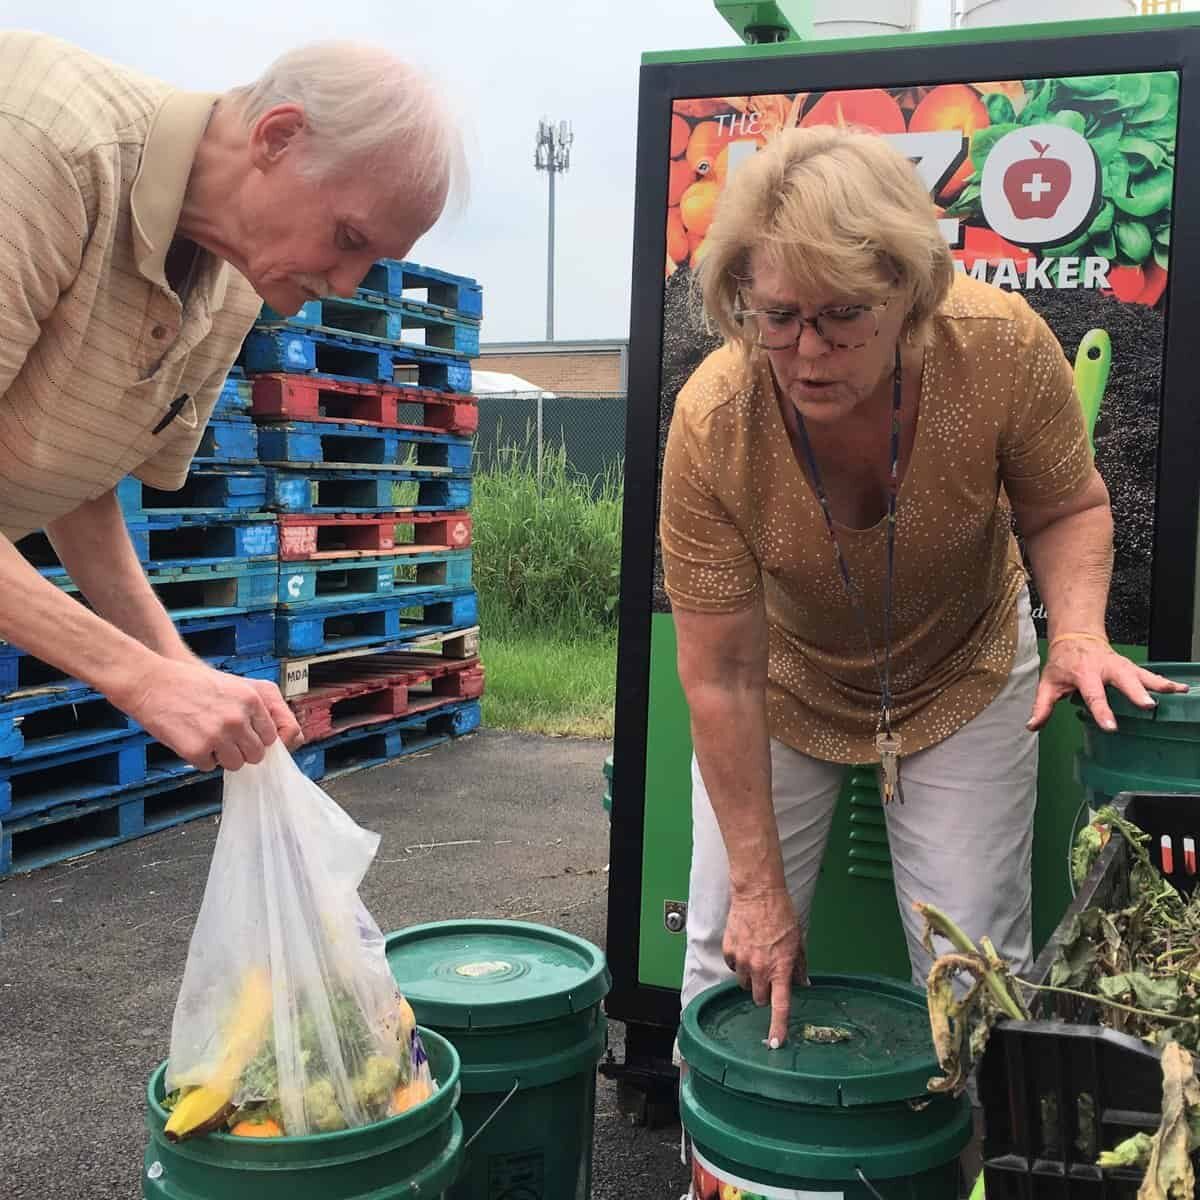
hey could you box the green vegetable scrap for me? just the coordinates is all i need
[352,1054,402,1114]
[1071,817,1108,888]
[802,1024,852,1044]
[1098,1131,1156,1170]
[303,1079,348,1134]
[198,983,419,1138]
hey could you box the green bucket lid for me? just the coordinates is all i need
[385,919,610,1030]
[678,975,939,1107]
[1076,662,1200,724]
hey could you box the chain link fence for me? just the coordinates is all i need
[473,392,626,486]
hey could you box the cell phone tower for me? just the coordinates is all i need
[535,117,574,341]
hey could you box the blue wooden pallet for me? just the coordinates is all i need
[0,614,275,700]
[276,591,479,656]
[175,613,277,663]
[192,418,259,465]
[0,694,136,761]
[391,300,480,358]
[277,550,473,608]
[360,259,483,320]
[294,699,481,782]
[0,769,224,878]
[242,328,472,393]
[21,514,277,579]
[135,515,278,571]
[51,562,277,620]
[0,733,148,819]
[214,375,253,420]
[118,468,268,517]
[261,295,480,359]
[388,344,472,394]
[257,421,472,474]
[267,470,472,515]
[208,654,279,684]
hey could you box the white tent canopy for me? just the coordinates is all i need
[470,369,557,399]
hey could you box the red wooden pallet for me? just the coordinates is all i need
[288,654,486,740]
[251,374,478,436]
[279,627,481,700]
[278,512,472,560]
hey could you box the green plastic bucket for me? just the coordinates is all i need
[679,975,971,1199]
[1076,663,1200,807]
[142,1027,463,1199]
[385,919,610,1200]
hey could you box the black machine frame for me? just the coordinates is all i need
[604,19,1200,1110]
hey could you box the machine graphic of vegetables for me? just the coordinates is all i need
[1073,328,1112,452]
[665,72,1175,305]
[948,73,1175,291]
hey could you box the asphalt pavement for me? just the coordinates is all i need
[0,729,690,1200]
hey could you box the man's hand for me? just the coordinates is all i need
[723,885,806,1049]
[118,657,304,770]
[1027,639,1188,733]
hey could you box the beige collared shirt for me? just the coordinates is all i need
[0,31,262,541]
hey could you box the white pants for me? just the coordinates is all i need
[680,591,1040,1011]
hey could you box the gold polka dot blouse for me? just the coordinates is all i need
[660,275,1094,764]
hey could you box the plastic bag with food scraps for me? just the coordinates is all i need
[162,741,434,1139]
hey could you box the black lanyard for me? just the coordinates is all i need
[788,345,905,802]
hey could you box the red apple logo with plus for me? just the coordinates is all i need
[981,124,1096,247]
[1004,140,1072,219]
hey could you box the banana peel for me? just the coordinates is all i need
[164,1090,236,1141]
[397,994,417,1040]
[165,967,273,1141]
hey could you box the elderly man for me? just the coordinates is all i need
[0,32,463,772]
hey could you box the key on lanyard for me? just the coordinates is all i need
[875,731,904,805]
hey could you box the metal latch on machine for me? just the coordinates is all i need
[663,901,687,934]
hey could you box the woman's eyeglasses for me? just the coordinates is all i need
[733,298,888,351]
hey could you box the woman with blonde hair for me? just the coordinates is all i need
[660,124,1182,1048]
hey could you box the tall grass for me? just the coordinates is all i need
[471,442,623,641]
[470,442,622,737]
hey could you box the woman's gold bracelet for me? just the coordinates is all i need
[1048,632,1110,652]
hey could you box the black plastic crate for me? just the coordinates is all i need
[979,792,1200,1197]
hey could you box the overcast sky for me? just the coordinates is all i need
[9,0,1170,345]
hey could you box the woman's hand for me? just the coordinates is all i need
[1026,637,1188,733]
[723,885,806,1049]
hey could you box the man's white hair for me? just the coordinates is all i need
[231,41,467,211]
